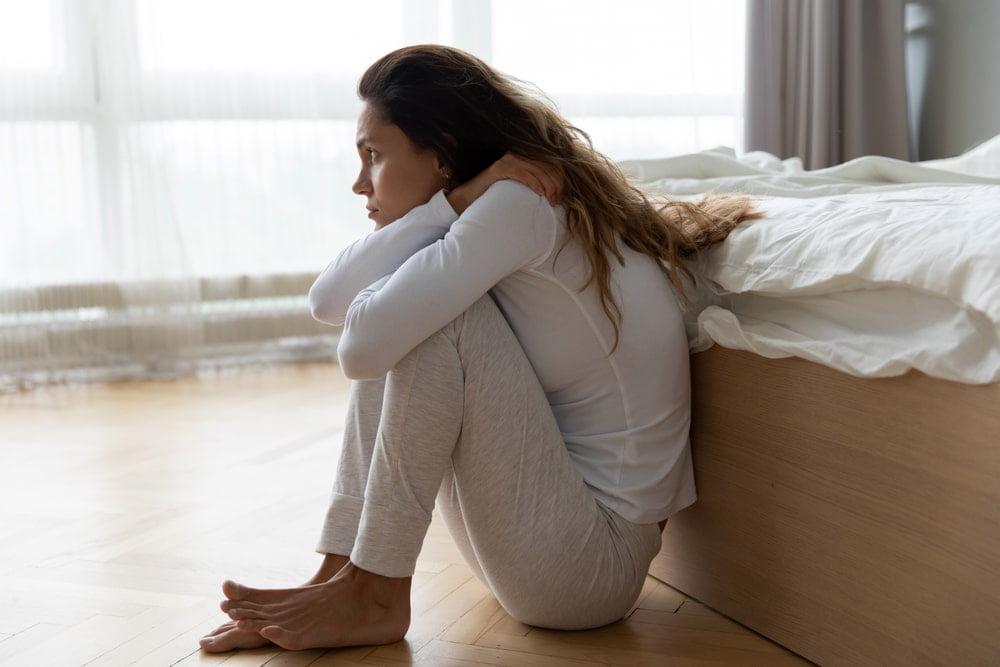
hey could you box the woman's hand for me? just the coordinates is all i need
[446,151,564,215]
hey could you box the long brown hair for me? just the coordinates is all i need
[358,44,765,355]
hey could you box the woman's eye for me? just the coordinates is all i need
[366,148,376,162]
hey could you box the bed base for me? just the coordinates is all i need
[649,346,1000,665]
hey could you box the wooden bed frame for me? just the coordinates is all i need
[648,345,1000,665]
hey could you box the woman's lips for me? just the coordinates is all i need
[367,209,378,218]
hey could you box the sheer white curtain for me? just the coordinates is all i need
[0,0,745,392]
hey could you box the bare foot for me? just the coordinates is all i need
[200,552,350,653]
[222,561,411,651]
[198,619,272,653]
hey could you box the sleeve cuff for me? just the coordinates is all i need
[429,188,460,224]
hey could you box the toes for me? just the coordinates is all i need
[199,626,271,653]
[222,579,252,600]
[199,637,225,653]
[221,598,279,622]
[205,621,236,637]
[199,635,234,654]
[236,618,269,633]
[226,607,270,621]
[260,625,300,651]
[222,579,312,603]
[220,599,265,613]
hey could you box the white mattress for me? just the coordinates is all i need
[617,134,1000,385]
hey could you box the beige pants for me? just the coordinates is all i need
[316,292,663,630]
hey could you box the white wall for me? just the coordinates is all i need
[907,0,1000,160]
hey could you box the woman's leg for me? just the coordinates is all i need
[348,292,663,630]
[314,360,495,587]
[312,341,494,589]
[201,377,391,653]
[219,292,662,650]
[315,375,386,561]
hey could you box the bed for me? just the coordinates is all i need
[619,135,1000,665]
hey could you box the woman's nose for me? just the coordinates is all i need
[351,172,372,195]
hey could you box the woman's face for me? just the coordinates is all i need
[352,104,448,227]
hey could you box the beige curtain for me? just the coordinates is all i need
[744,0,913,169]
[2,0,747,393]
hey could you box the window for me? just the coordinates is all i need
[1,0,745,288]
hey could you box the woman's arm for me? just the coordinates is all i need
[310,151,563,327]
[447,151,564,216]
[307,188,459,327]
[337,180,554,380]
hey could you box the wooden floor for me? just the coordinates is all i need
[0,361,810,666]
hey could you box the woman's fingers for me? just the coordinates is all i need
[495,152,563,204]
[522,170,547,200]
[536,161,564,204]
[536,168,558,203]
[526,167,559,204]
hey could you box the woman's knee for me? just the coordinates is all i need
[449,292,524,358]
[404,293,499,357]
[395,293,512,371]
[389,327,460,380]
[381,292,512,394]
[471,292,508,323]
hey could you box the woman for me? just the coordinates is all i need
[200,44,762,653]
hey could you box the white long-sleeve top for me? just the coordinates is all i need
[308,180,696,524]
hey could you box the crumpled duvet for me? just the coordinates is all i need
[616,133,1000,385]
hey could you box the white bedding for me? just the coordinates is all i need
[617,133,1000,385]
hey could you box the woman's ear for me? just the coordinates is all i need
[436,158,454,191]
[436,132,457,176]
